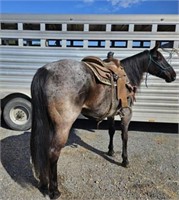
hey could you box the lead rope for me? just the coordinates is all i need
[162,47,179,64]
[145,72,149,88]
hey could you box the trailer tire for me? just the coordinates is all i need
[3,97,32,131]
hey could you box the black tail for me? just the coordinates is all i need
[30,67,54,180]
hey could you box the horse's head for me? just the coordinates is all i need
[147,43,176,82]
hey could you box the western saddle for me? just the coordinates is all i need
[82,52,135,109]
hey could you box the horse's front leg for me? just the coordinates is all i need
[107,117,115,156]
[120,108,132,167]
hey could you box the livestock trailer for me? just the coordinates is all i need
[0,14,179,130]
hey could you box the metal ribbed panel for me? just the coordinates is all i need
[1,30,178,41]
[0,14,178,123]
[1,47,178,123]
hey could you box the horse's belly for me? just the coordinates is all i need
[81,105,116,121]
[81,107,102,120]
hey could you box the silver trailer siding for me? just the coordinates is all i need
[0,14,179,130]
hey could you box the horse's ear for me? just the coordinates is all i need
[151,42,160,53]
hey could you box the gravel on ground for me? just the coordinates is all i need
[0,120,178,200]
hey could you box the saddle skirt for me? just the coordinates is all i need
[82,56,132,108]
[82,56,113,86]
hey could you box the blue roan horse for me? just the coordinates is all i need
[30,44,176,199]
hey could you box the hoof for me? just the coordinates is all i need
[49,190,61,199]
[121,161,129,168]
[107,150,115,157]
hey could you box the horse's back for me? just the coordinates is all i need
[43,59,91,96]
[46,59,89,83]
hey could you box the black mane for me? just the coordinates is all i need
[121,50,148,87]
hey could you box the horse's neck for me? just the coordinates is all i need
[121,52,148,87]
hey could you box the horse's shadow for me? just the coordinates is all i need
[1,124,120,188]
[1,132,37,188]
[67,129,120,166]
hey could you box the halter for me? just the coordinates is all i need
[145,50,171,87]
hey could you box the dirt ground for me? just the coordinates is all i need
[0,120,178,200]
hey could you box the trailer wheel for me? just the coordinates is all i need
[3,97,32,131]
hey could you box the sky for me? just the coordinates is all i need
[1,0,178,14]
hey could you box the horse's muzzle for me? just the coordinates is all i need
[164,70,176,82]
[165,74,176,82]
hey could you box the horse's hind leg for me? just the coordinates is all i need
[39,171,49,196]
[48,126,71,199]
[48,104,81,199]
[49,153,61,199]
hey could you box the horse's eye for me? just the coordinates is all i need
[157,54,162,60]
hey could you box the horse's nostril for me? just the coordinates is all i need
[172,76,176,81]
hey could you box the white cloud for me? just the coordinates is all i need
[107,0,142,8]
